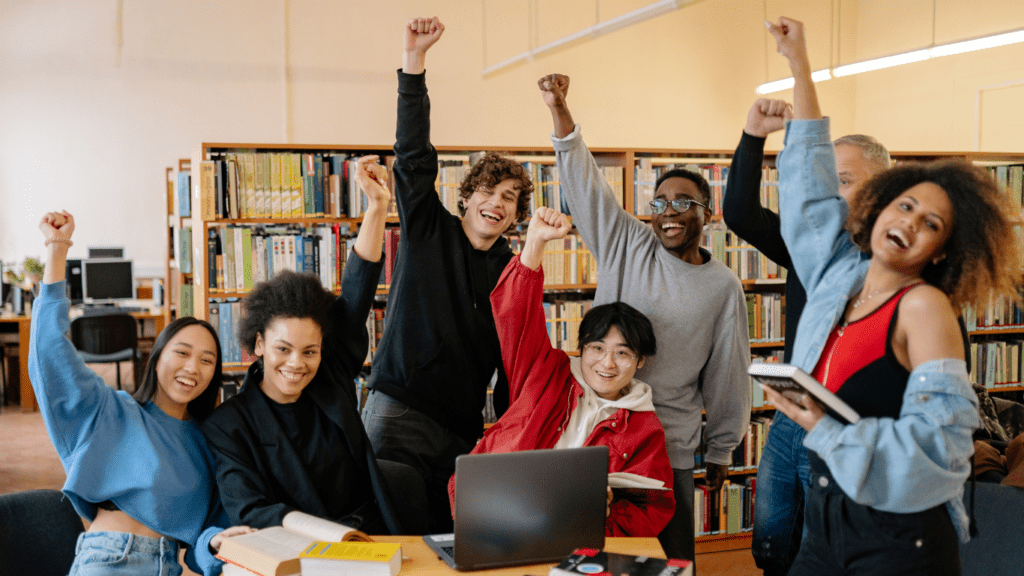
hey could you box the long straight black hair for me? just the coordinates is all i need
[131,316,224,422]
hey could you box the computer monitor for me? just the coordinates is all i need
[81,259,136,304]
[88,247,125,259]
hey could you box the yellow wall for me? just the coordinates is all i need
[1,0,1022,269]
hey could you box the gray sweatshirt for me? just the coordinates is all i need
[552,125,751,469]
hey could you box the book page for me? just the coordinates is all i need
[282,511,371,542]
[216,527,312,575]
[608,472,666,489]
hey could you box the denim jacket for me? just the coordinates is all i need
[777,118,979,542]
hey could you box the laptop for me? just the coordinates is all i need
[423,446,608,571]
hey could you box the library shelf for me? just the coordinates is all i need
[694,532,752,554]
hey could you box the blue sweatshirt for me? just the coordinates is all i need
[28,280,227,575]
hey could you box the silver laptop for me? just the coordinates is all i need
[423,446,608,571]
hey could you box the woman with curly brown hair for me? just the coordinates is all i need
[762,17,1023,576]
[200,156,426,536]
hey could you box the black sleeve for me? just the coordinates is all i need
[721,131,793,269]
[325,250,385,404]
[202,411,296,529]
[393,70,444,239]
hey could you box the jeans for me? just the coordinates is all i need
[361,390,473,534]
[751,412,811,576]
[789,454,961,576]
[657,468,695,564]
[69,532,181,576]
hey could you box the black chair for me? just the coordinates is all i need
[69,313,140,391]
[0,489,85,576]
[961,482,1024,576]
[377,459,430,535]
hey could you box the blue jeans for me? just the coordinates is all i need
[69,532,181,576]
[361,390,473,534]
[752,412,811,576]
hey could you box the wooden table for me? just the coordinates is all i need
[0,311,165,413]
[0,315,33,412]
[372,536,664,575]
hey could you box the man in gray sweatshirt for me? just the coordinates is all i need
[539,73,751,562]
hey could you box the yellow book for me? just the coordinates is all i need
[270,153,282,218]
[299,542,401,576]
[199,161,216,220]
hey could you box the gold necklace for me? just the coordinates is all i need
[849,279,922,309]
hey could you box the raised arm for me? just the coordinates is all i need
[29,211,122,459]
[490,207,572,403]
[770,18,859,293]
[539,74,650,265]
[721,99,794,268]
[393,17,447,234]
[324,161,388,384]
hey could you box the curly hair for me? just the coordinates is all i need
[132,317,223,422]
[458,152,535,225]
[238,270,335,354]
[846,159,1023,309]
[655,168,712,206]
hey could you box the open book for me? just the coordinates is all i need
[217,511,372,576]
[748,362,860,424]
[608,472,670,506]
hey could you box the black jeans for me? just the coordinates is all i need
[790,455,961,576]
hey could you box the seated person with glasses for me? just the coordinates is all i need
[447,206,675,537]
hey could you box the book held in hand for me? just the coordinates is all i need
[299,542,402,576]
[216,511,372,576]
[747,362,860,424]
[550,548,693,576]
[608,472,671,506]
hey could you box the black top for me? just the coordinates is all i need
[367,70,512,445]
[721,131,806,363]
[202,251,402,534]
[264,390,376,528]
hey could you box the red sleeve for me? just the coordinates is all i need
[490,255,567,404]
[606,415,676,537]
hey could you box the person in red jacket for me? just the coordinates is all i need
[448,206,675,537]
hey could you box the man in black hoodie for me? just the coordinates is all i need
[360,16,534,533]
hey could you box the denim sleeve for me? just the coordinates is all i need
[777,118,860,295]
[803,359,978,514]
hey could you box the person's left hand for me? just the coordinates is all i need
[761,384,826,432]
[705,463,728,493]
[209,526,256,552]
[355,155,390,207]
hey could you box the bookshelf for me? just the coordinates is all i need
[181,140,1024,547]
[164,159,193,324]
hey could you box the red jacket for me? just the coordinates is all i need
[448,256,675,537]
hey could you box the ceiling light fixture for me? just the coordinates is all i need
[755,26,1024,94]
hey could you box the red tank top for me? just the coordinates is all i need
[812,283,922,394]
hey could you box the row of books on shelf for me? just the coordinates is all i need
[962,296,1024,331]
[205,224,361,294]
[694,479,754,537]
[703,224,787,282]
[745,293,785,343]
[187,153,394,221]
[543,298,594,352]
[987,164,1024,210]
[507,235,599,287]
[970,340,1024,389]
[634,159,736,216]
[693,416,771,472]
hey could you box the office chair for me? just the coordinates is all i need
[0,489,85,576]
[69,313,140,391]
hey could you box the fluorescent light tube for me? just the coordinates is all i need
[755,69,832,95]
[929,29,1024,57]
[832,49,930,77]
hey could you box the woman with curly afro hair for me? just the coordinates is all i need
[202,156,426,537]
[764,18,1023,576]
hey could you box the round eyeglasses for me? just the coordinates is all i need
[581,343,637,366]
[649,197,708,215]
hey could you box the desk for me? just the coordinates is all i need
[372,536,664,575]
[0,311,165,413]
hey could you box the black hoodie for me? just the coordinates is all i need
[367,70,511,446]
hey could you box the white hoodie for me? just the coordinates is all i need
[554,357,657,449]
